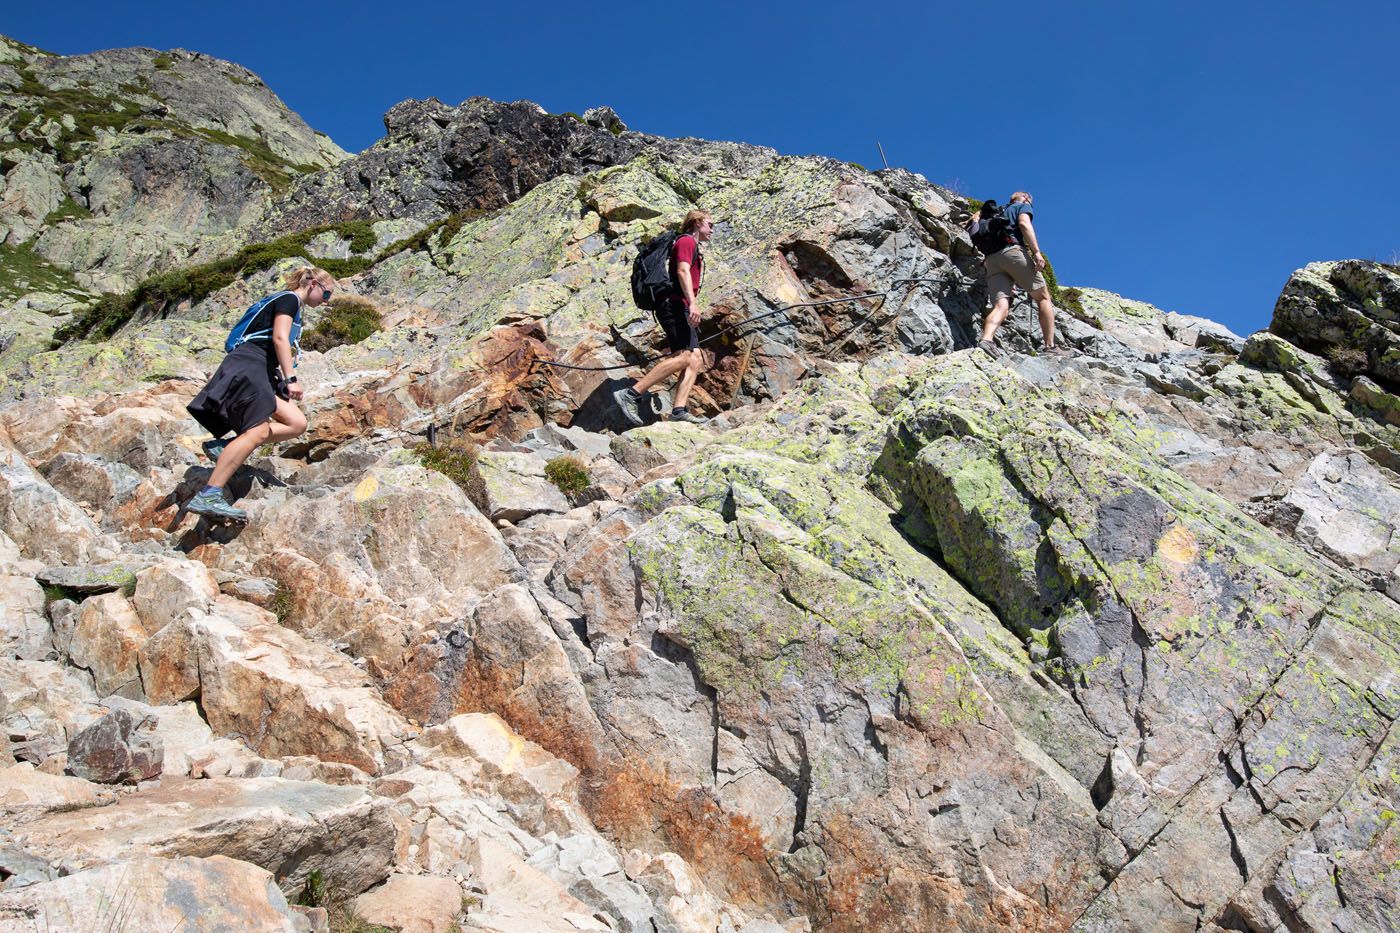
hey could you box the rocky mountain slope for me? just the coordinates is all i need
[1,34,1398,933]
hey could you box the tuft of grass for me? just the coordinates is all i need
[52,221,379,344]
[43,196,92,225]
[152,54,174,70]
[544,456,591,497]
[301,296,383,353]
[1326,344,1369,378]
[295,870,394,933]
[1041,255,1087,318]
[414,436,487,509]
[269,584,296,625]
[42,584,83,605]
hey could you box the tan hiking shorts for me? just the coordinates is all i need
[985,246,1048,303]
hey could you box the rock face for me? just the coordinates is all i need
[259,97,647,234]
[65,707,163,783]
[0,855,312,931]
[0,33,346,299]
[1,30,1398,933]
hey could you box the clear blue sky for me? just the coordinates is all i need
[6,1,1397,337]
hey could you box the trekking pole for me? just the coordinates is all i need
[876,141,890,171]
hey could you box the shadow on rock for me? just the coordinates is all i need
[570,377,670,434]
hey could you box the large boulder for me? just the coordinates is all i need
[10,777,396,895]
[0,855,318,931]
[1270,260,1400,386]
[65,707,164,784]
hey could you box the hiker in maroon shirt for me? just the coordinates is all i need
[614,209,714,425]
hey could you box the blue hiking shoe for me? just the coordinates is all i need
[187,489,247,523]
[201,438,228,462]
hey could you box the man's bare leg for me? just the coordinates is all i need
[1030,287,1057,349]
[981,297,1012,343]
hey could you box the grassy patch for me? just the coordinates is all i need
[269,584,296,625]
[10,64,320,188]
[152,54,174,70]
[52,221,379,344]
[302,295,383,352]
[414,436,487,509]
[545,455,591,497]
[0,241,90,303]
[42,196,91,225]
[187,126,322,189]
[13,64,146,160]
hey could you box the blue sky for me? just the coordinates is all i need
[6,1,1397,337]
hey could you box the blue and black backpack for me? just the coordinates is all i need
[224,291,303,360]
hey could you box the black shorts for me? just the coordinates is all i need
[655,296,698,354]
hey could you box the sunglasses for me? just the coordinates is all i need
[320,288,332,301]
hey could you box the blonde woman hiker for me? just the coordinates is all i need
[185,266,333,522]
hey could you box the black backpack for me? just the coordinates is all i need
[631,231,681,311]
[970,200,1018,255]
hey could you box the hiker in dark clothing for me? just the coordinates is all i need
[614,210,713,426]
[965,192,1064,356]
[185,265,333,521]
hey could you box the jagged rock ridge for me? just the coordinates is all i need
[1,32,1398,933]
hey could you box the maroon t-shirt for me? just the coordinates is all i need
[670,234,703,301]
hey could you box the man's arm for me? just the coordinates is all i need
[1018,215,1046,269]
[676,260,700,325]
[962,208,983,231]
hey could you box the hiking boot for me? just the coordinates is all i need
[613,386,645,427]
[669,408,707,425]
[187,490,247,524]
[1040,344,1071,358]
[201,438,228,462]
[977,339,1002,358]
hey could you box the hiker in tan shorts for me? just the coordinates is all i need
[965,191,1065,357]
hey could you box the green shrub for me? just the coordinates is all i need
[53,221,380,344]
[373,207,493,261]
[414,437,486,508]
[545,456,591,497]
[301,295,383,352]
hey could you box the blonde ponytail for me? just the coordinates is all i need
[283,265,334,292]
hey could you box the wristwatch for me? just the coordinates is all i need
[285,376,298,384]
